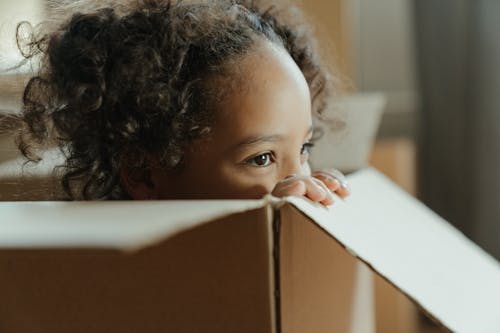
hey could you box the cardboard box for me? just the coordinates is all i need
[0,168,499,333]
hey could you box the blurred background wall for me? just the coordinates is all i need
[0,0,44,118]
[415,0,500,263]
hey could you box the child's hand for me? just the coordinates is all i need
[271,169,350,206]
[312,169,351,199]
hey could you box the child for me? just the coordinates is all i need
[9,0,350,203]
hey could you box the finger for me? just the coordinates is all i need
[315,169,351,198]
[297,177,333,205]
[273,175,334,205]
[272,179,307,198]
[336,185,350,199]
[311,177,335,206]
[312,171,341,193]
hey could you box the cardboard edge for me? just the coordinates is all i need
[270,202,282,333]
[0,200,271,253]
[113,203,275,254]
[280,201,453,333]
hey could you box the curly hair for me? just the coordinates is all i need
[11,0,335,200]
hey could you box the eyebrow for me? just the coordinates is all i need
[234,125,314,150]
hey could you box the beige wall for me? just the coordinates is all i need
[298,0,352,81]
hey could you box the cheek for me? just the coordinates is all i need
[215,165,277,199]
[163,162,277,200]
[214,162,313,199]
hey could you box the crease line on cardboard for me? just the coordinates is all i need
[271,203,282,333]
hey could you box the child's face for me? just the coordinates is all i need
[150,41,313,199]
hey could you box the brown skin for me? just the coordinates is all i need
[129,40,350,204]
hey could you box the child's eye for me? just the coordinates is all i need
[301,142,315,156]
[246,152,275,167]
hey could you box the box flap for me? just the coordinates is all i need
[0,200,266,251]
[0,206,277,333]
[284,168,500,333]
[278,203,362,333]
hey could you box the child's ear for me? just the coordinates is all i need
[120,167,158,200]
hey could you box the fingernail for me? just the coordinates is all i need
[323,194,335,206]
[319,186,329,197]
[323,176,334,186]
[340,180,350,191]
[331,178,341,188]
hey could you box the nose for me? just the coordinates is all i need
[280,158,309,180]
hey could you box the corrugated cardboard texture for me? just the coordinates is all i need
[0,207,275,333]
[279,204,358,333]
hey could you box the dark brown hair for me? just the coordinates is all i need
[10,0,334,200]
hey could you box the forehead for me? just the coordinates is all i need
[212,40,312,141]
